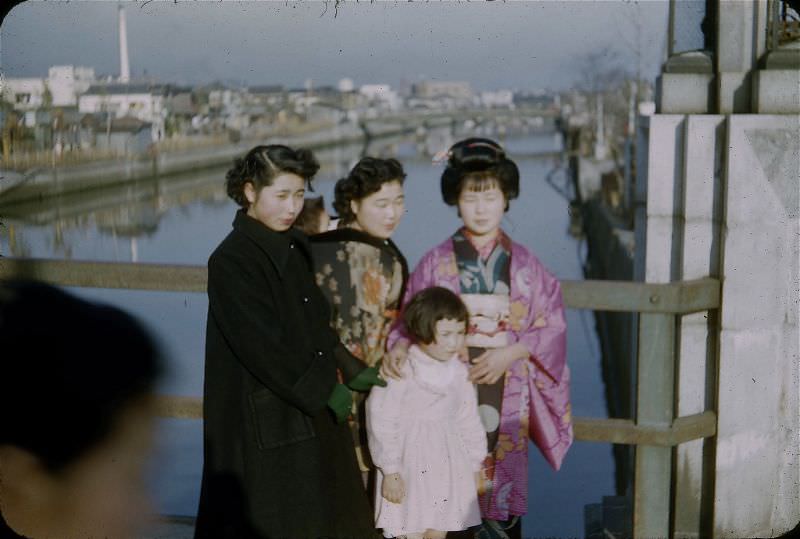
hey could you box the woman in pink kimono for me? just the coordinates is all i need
[384,138,573,539]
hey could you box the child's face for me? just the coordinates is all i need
[420,318,466,361]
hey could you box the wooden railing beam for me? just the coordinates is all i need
[154,394,716,446]
[0,258,720,313]
[573,411,716,446]
[563,277,720,313]
[0,258,207,293]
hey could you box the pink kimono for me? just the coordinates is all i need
[387,232,573,520]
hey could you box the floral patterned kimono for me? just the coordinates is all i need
[311,228,408,471]
[387,228,572,524]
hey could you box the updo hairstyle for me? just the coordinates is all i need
[440,138,519,210]
[226,144,320,208]
[333,157,406,225]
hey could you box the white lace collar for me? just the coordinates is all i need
[407,344,459,392]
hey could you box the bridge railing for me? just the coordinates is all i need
[0,257,720,536]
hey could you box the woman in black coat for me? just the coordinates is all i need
[194,145,380,539]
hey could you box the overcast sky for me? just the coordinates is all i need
[2,0,670,92]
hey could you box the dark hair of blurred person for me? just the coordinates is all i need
[293,196,330,235]
[0,279,163,539]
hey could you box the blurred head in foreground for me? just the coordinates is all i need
[0,279,163,539]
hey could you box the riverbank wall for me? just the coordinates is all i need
[0,122,411,205]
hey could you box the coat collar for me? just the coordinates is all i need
[311,227,396,251]
[232,210,310,276]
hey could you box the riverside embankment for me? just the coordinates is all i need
[0,121,412,205]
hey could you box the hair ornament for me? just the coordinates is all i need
[432,148,452,165]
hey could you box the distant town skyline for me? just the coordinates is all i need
[2,0,670,92]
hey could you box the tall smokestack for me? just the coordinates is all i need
[118,5,130,83]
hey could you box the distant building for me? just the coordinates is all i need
[248,85,285,108]
[2,66,96,113]
[48,66,96,107]
[2,78,46,112]
[205,83,242,116]
[287,87,320,113]
[81,113,153,155]
[514,90,557,110]
[164,90,197,135]
[412,81,472,101]
[480,90,514,108]
[78,83,185,141]
[338,78,354,93]
[359,84,401,111]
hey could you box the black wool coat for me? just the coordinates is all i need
[194,210,377,539]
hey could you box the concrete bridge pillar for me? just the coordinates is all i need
[648,4,799,533]
[714,114,799,537]
[638,111,799,537]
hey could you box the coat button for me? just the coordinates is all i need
[303,296,309,303]
[317,351,324,356]
[289,243,295,249]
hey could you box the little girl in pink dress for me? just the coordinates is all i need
[366,287,487,539]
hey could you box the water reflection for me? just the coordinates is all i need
[0,136,400,255]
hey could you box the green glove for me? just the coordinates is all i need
[347,366,387,392]
[327,383,353,424]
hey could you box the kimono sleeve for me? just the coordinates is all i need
[365,368,411,475]
[517,264,567,384]
[455,372,488,471]
[208,250,335,415]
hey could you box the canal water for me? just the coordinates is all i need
[0,132,615,538]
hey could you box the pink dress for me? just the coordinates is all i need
[366,345,487,537]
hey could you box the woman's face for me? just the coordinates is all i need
[350,180,405,239]
[245,173,306,232]
[457,180,506,238]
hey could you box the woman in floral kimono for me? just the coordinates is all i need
[310,156,408,480]
[384,138,572,539]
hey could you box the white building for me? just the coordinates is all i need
[79,83,167,141]
[338,78,354,93]
[480,90,514,109]
[48,66,95,107]
[359,84,401,111]
[1,78,46,112]
[2,65,96,117]
[413,81,472,101]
